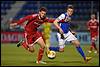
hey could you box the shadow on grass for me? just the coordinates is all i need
[25,60,94,66]
[44,60,84,64]
[30,60,84,64]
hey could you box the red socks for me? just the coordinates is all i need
[92,42,97,50]
[37,48,44,62]
[21,41,45,62]
[90,42,97,51]
[22,41,28,50]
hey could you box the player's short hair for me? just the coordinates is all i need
[67,5,74,9]
[39,7,47,12]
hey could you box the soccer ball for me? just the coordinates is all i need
[47,50,56,59]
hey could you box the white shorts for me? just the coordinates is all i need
[57,31,77,48]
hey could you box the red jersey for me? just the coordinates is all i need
[87,19,99,32]
[16,14,54,35]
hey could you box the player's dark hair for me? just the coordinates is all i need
[67,5,74,9]
[39,7,47,12]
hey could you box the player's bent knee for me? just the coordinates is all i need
[72,40,80,47]
[41,45,45,49]
[75,42,80,47]
[76,41,80,45]
[29,49,35,53]
[29,46,35,53]
[75,40,80,45]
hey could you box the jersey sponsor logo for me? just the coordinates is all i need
[34,22,41,25]
[64,17,71,22]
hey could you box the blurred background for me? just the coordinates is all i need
[1,1,99,66]
[1,1,99,45]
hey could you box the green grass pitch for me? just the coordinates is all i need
[1,43,99,66]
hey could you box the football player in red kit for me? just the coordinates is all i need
[10,7,54,64]
[87,14,99,54]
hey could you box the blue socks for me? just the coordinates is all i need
[49,45,86,60]
[76,46,86,60]
[49,47,59,52]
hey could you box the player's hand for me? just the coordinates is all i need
[61,34,65,39]
[71,31,77,35]
[58,28,65,39]
[10,23,14,29]
[10,23,17,29]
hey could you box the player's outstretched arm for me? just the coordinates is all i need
[17,15,33,25]
[10,23,17,29]
[53,19,64,34]
[10,15,33,29]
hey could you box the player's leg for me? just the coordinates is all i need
[42,34,50,54]
[49,46,60,52]
[16,39,35,53]
[21,41,29,50]
[89,35,94,53]
[71,40,92,62]
[24,36,46,64]
[58,39,65,52]
[89,33,98,53]
[16,39,23,47]
[49,33,65,52]
[16,39,29,50]
[17,32,29,49]
[49,41,65,52]
[16,34,35,52]
[36,37,46,64]
[20,40,35,53]
[71,40,86,59]
[49,39,65,52]
[92,36,98,53]
[65,31,92,62]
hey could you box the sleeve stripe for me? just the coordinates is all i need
[32,14,37,17]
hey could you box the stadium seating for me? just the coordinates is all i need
[1,1,98,20]
[14,1,98,21]
[14,1,38,20]
[1,1,99,32]
[1,1,16,15]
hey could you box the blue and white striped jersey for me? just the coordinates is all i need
[57,13,71,33]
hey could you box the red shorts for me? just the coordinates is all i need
[24,31,43,46]
[90,31,98,39]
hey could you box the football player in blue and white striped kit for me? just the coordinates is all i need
[50,5,92,62]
